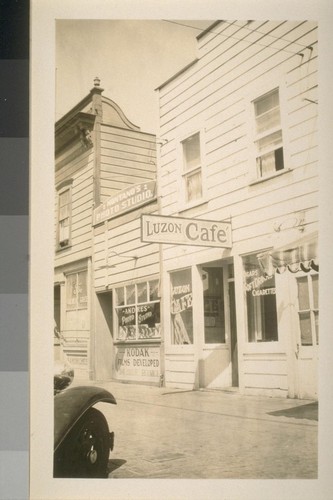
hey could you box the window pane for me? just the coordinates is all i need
[299,312,312,345]
[254,90,279,116]
[297,277,310,310]
[312,274,319,309]
[138,303,161,339]
[66,274,77,310]
[116,306,136,341]
[170,269,193,344]
[137,282,147,303]
[149,280,159,301]
[183,133,200,171]
[126,284,135,305]
[59,219,69,241]
[203,268,225,343]
[185,170,202,202]
[257,130,282,153]
[59,190,70,207]
[243,254,278,342]
[255,107,280,134]
[77,271,87,309]
[115,287,124,306]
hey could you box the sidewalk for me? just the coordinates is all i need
[73,379,318,479]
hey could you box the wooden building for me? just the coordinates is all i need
[155,21,318,399]
[54,80,157,381]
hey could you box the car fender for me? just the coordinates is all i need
[54,385,116,451]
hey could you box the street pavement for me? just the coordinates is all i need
[73,380,318,480]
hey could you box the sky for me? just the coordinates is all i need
[56,20,213,134]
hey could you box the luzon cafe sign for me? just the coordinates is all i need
[141,214,232,248]
[93,181,156,225]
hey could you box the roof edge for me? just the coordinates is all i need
[155,58,199,91]
[196,20,223,40]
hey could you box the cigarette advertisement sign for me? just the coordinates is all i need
[93,180,156,225]
[141,214,232,248]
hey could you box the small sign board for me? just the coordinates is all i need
[141,214,232,248]
[93,180,156,225]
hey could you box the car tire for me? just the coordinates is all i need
[54,407,110,478]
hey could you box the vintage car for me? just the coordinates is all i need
[54,359,117,478]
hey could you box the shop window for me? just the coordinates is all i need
[297,274,319,346]
[57,186,72,249]
[170,268,193,344]
[202,267,225,344]
[115,280,161,342]
[182,132,202,203]
[66,271,88,311]
[253,89,284,178]
[243,254,278,342]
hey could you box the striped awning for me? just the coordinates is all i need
[257,231,318,275]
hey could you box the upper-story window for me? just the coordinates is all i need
[254,89,284,178]
[57,186,72,249]
[182,132,202,203]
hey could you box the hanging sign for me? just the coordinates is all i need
[141,214,232,248]
[93,180,156,225]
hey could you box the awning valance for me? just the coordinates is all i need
[257,231,318,275]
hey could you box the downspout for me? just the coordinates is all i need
[89,77,103,380]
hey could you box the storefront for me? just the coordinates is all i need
[54,259,92,379]
[93,182,162,385]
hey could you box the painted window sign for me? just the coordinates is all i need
[170,269,193,345]
[115,280,160,342]
[66,271,88,310]
[93,181,156,224]
[243,254,278,342]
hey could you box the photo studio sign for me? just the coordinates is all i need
[93,181,156,225]
[141,214,232,248]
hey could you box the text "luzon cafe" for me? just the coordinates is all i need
[141,215,232,248]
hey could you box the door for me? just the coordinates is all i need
[294,272,319,399]
[228,279,239,387]
[199,261,238,388]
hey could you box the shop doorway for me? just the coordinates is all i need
[293,272,318,399]
[199,261,238,389]
[94,291,114,380]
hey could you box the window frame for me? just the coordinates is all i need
[114,279,161,343]
[296,272,319,347]
[65,270,88,312]
[56,182,73,250]
[247,80,291,184]
[178,128,206,211]
[243,252,279,344]
[253,88,284,178]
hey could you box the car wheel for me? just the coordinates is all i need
[54,407,110,478]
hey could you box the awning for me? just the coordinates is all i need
[257,231,318,275]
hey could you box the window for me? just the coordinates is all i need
[202,267,225,343]
[297,274,319,346]
[115,280,160,342]
[182,132,202,203]
[58,187,72,248]
[243,254,278,342]
[66,271,88,311]
[170,269,193,344]
[254,89,284,178]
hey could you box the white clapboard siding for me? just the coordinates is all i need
[160,23,316,120]
[160,27,317,136]
[100,125,156,200]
